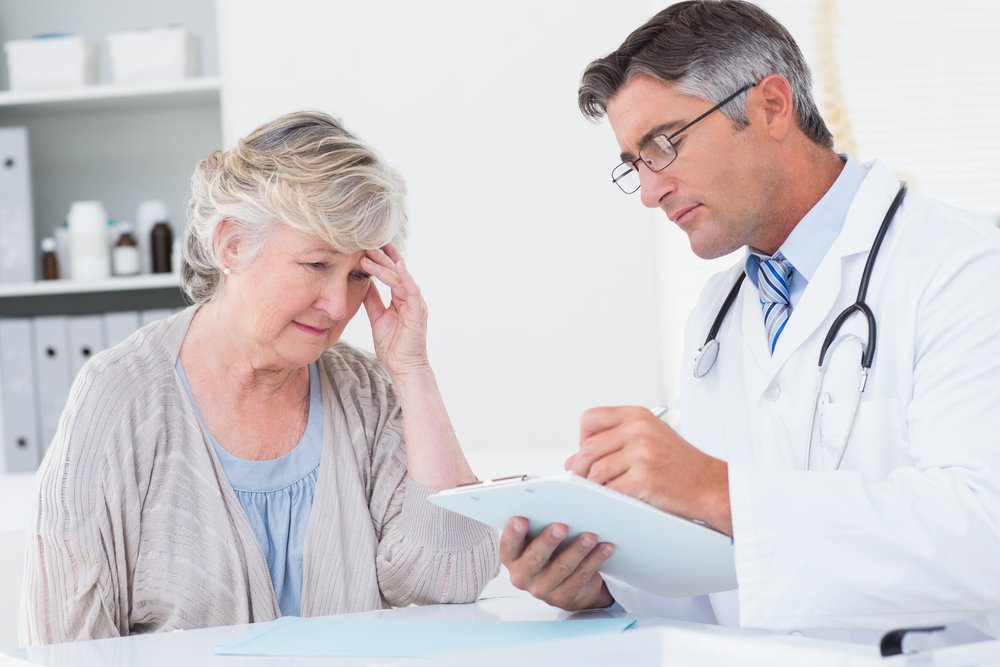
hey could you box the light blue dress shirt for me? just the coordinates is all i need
[176,360,322,617]
[745,156,868,307]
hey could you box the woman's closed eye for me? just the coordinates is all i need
[349,270,371,282]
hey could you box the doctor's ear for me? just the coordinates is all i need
[752,74,795,140]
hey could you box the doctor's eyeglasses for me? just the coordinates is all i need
[611,83,755,195]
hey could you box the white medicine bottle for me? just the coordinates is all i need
[112,222,141,276]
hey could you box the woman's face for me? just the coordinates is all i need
[224,223,371,369]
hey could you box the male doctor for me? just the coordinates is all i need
[500,0,1000,641]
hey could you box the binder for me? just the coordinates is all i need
[0,127,34,283]
[0,318,41,472]
[103,310,140,347]
[67,314,107,378]
[31,316,72,451]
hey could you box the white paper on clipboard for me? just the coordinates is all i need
[428,471,737,597]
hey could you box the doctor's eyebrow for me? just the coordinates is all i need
[619,120,685,162]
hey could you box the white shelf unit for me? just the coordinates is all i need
[0,0,223,270]
[0,0,222,473]
[0,77,222,113]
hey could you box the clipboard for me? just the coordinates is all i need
[428,471,737,597]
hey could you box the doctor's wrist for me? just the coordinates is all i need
[698,458,733,537]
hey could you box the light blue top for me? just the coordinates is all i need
[176,360,323,617]
[745,155,869,307]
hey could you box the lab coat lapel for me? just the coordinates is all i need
[761,161,903,376]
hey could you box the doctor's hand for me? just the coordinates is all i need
[499,517,617,611]
[566,406,733,536]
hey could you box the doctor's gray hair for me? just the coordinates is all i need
[181,110,407,304]
[578,0,833,149]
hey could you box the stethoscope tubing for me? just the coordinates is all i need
[693,182,908,470]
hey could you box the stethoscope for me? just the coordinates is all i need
[691,182,908,470]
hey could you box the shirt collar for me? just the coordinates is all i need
[745,155,867,286]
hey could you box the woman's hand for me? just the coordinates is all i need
[361,244,475,489]
[360,244,430,380]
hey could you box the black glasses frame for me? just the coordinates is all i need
[611,83,755,194]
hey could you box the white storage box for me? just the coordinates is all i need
[107,27,199,84]
[4,34,96,91]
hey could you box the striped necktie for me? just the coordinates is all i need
[757,256,794,354]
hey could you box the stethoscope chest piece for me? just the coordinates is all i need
[693,339,720,378]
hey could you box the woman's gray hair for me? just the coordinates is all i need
[181,110,407,304]
[578,0,833,148]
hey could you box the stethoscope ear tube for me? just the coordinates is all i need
[692,273,746,378]
[818,302,876,369]
[817,182,908,371]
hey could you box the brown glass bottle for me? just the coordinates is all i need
[41,237,59,280]
[150,221,173,273]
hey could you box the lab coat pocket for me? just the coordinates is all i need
[818,398,906,473]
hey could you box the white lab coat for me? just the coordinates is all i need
[607,160,1000,640]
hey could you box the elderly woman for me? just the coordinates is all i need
[20,111,498,645]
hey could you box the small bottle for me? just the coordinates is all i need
[112,223,141,276]
[41,237,59,280]
[150,221,173,274]
[136,199,169,274]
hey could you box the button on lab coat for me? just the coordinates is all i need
[607,160,1000,638]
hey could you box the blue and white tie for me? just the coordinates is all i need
[757,256,793,354]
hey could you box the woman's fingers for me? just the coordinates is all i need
[360,255,404,290]
[363,281,387,322]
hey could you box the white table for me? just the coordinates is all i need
[5,596,1000,667]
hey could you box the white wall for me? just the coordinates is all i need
[217,0,664,474]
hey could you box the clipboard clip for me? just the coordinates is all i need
[454,474,530,489]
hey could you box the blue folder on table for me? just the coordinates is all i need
[215,616,636,658]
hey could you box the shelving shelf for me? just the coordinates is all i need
[0,273,187,318]
[0,77,221,114]
[0,272,179,298]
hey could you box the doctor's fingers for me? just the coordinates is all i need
[534,537,616,609]
[567,430,625,478]
[499,517,532,564]
[504,523,572,590]
[582,448,637,486]
[580,406,657,440]
[571,418,661,477]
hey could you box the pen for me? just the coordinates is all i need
[650,405,669,419]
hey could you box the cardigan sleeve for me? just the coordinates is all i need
[19,361,137,646]
[363,371,499,606]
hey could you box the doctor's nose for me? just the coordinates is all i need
[638,164,676,210]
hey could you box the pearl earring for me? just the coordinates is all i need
[222,267,231,276]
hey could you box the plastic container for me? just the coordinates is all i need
[4,34,96,91]
[107,27,198,84]
[112,223,141,276]
[67,201,110,280]
[54,224,72,279]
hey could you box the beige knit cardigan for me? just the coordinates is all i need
[19,307,498,646]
